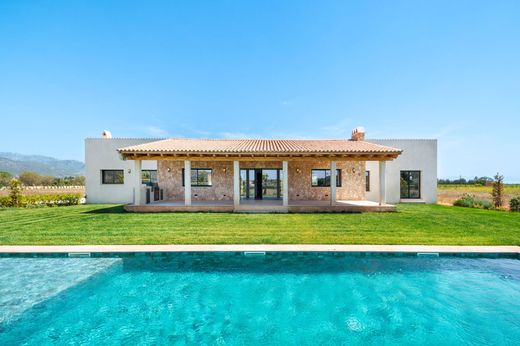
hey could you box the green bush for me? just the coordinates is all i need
[22,194,81,207]
[0,196,12,207]
[9,178,23,207]
[510,197,520,212]
[453,193,493,210]
[0,193,81,208]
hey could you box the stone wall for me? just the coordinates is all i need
[287,160,365,201]
[157,160,365,201]
[157,160,233,201]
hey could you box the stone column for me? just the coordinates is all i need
[282,160,289,206]
[233,161,240,207]
[134,159,142,206]
[184,160,191,206]
[330,161,337,205]
[379,161,386,206]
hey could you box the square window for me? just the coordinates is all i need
[101,170,124,184]
[182,169,212,187]
[311,169,341,187]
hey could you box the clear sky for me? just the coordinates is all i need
[0,1,519,181]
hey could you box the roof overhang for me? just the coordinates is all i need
[117,138,402,161]
[118,151,400,161]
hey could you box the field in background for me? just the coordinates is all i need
[0,186,85,197]
[438,184,520,208]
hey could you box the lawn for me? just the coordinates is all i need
[0,204,519,245]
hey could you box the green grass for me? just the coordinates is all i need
[0,204,519,245]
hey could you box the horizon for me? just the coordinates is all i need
[0,1,519,182]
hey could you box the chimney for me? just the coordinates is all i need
[101,130,113,139]
[351,127,365,141]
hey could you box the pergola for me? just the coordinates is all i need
[118,138,402,207]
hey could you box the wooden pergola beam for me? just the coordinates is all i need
[119,152,399,162]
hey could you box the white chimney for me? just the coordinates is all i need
[101,130,113,139]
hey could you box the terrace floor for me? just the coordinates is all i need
[124,199,395,213]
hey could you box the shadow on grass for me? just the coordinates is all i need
[83,205,128,214]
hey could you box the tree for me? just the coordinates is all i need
[18,171,43,186]
[39,175,55,186]
[492,173,504,208]
[8,178,23,207]
[0,171,12,187]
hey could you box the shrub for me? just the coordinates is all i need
[0,196,12,207]
[453,193,493,210]
[22,194,82,207]
[8,178,23,207]
[0,193,81,208]
[510,197,520,212]
[492,173,504,208]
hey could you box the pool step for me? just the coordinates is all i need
[417,252,440,257]
[243,251,266,257]
[68,252,91,258]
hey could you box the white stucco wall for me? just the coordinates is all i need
[85,138,158,204]
[365,139,437,204]
[85,137,437,205]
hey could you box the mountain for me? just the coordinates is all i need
[0,152,84,177]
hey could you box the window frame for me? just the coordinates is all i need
[365,170,370,192]
[311,169,342,187]
[182,168,213,187]
[101,169,124,185]
[400,170,421,199]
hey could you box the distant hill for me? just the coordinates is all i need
[0,152,84,177]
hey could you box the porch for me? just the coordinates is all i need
[118,134,402,213]
[124,199,396,213]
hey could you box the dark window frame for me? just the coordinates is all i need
[365,170,370,192]
[400,170,421,199]
[101,170,124,184]
[182,168,213,187]
[311,169,342,187]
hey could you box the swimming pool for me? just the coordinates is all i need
[1,252,519,345]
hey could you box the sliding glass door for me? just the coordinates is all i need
[240,169,281,200]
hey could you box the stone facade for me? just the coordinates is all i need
[157,160,234,201]
[287,160,365,201]
[157,160,365,201]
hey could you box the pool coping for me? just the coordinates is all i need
[0,244,519,254]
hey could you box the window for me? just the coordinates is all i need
[311,169,341,187]
[400,171,421,199]
[141,170,157,185]
[365,171,370,192]
[101,170,124,184]
[182,169,212,187]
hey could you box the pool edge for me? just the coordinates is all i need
[0,244,518,256]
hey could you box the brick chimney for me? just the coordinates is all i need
[351,127,365,141]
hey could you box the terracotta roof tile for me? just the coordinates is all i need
[118,138,402,155]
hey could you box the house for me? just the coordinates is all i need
[85,127,437,212]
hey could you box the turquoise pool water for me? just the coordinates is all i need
[0,253,519,345]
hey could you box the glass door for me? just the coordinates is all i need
[240,169,281,200]
[261,169,280,199]
[240,169,256,199]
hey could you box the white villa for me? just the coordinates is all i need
[85,127,437,212]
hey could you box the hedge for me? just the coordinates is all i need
[453,193,493,210]
[510,197,520,212]
[0,193,81,208]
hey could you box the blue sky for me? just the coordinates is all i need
[0,1,519,181]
